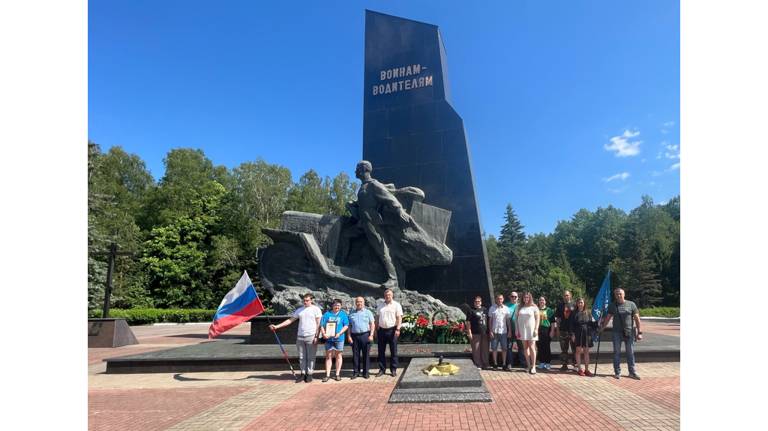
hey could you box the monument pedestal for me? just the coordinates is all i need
[88,318,139,348]
[389,357,492,403]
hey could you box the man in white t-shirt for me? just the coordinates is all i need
[488,293,511,370]
[269,293,322,383]
[375,288,403,377]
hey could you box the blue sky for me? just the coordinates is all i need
[89,0,679,236]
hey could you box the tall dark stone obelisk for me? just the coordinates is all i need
[362,10,494,306]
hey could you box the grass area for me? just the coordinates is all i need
[639,307,679,317]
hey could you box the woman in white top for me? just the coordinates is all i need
[515,291,541,374]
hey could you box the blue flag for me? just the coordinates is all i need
[591,270,612,342]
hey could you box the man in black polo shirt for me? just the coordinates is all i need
[552,290,576,371]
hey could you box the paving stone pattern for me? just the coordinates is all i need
[89,323,679,430]
[89,364,679,430]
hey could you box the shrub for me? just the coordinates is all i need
[639,307,680,318]
[88,308,215,325]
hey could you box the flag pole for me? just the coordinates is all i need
[266,314,296,378]
[594,327,603,376]
[593,267,611,376]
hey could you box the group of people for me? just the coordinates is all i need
[269,288,403,383]
[269,287,643,382]
[467,288,643,379]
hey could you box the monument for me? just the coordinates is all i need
[258,160,464,319]
[362,10,494,306]
[389,357,492,403]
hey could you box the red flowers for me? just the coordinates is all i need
[433,319,448,327]
[415,315,430,328]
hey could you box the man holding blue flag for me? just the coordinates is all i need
[600,287,643,380]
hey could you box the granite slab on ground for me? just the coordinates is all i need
[389,358,491,403]
[103,332,679,374]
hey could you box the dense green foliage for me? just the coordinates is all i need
[88,142,357,313]
[88,308,217,325]
[486,198,680,308]
[638,307,680,318]
[89,141,679,314]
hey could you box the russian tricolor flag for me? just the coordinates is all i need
[208,271,265,339]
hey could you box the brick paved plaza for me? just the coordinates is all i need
[89,323,680,431]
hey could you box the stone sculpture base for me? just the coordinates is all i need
[269,286,466,321]
[389,358,491,403]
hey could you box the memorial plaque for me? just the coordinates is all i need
[363,10,494,306]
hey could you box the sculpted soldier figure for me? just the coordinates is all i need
[259,159,455,317]
[347,160,413,289]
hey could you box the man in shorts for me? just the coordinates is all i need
[488,294,511,370]
[319,298,350,382]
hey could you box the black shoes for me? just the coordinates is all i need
[363,374,370,379]
[305,374,313,383]
[628,373,641,380]
[391,370,397,377]
[334,375,341,381]
[376,370,386,377]
[296,374,304,383]
[350,374,358,380]
[322,376,329,383]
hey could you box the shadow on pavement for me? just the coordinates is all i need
[172,373,295,382]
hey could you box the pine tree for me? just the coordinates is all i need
[492,204,529,293]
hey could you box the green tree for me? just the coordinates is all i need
[616,195,674,307]
[88,142,155,310]
[140,183,226,308]
[551,206,627,298]
[140,148,229,228]
[491,204,529,293]
[328,172,358,216]
[219,159,293,252]
[286,169,331,214]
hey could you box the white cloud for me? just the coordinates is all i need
[664,143,680,159]
[668,162,680,171]
[604,129,641,157]
[602,172,631,182]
